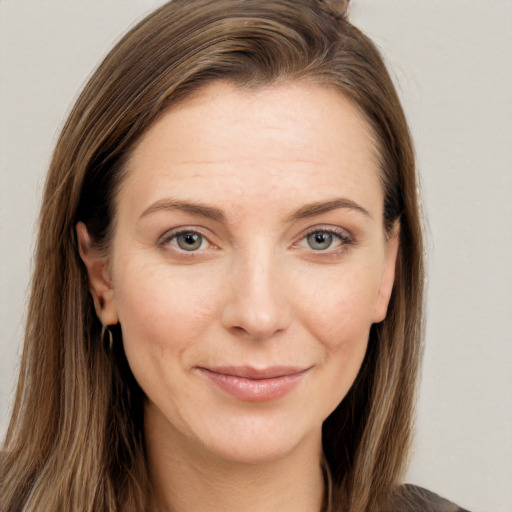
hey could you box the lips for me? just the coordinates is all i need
[197,365,310,402]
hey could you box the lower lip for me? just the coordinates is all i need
[198,369,308,402]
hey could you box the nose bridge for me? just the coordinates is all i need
[221,240,291,339]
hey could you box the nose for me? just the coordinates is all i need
[220,248,292,340]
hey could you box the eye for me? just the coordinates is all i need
[297,227,352,252]
[163,229,211,252]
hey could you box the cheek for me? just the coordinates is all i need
[294,263,381,411]
[112,259,221,380]
[298,263,381,350]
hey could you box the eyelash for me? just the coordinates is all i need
[159,226,353,254]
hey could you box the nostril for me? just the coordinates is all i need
[225,312,288,341]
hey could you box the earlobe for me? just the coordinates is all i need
[372,224,400,323]
[76,222,119,326]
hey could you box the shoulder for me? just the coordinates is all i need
[384,484,472,512]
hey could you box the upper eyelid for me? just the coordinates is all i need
[300,224,353,240]
[160,226,212,241]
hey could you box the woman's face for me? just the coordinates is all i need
[81,81,398,465]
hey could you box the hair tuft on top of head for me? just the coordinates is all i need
[317,0,352,20]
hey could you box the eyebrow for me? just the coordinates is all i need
[287,198,371,221]
[140,199,225,222]
[140,196,370,223]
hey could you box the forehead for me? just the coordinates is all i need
[120,81,382,221]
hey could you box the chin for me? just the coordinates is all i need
[204,437,305,466]
[194,412,321,466]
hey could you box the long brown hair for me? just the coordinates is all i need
[1,1,424,511]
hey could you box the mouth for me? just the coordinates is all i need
[197,365,311,402]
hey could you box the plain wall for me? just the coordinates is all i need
[1,2,511,511]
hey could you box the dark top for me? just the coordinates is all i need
[387,484,472,512]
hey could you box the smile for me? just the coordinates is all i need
[197,366,310,402]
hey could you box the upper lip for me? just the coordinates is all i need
[199,365,310,380]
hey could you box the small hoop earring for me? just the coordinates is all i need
[101,324,114,351]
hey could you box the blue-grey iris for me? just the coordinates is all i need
[177,232,202,251]
[307,232,333,250]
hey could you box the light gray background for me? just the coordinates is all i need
[1,2,511,511]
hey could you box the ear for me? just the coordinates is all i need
[372,223,400,323]
[76,222,119,326]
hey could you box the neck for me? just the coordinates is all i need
[145,408,325,512]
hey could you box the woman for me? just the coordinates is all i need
[0,0,470,511]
